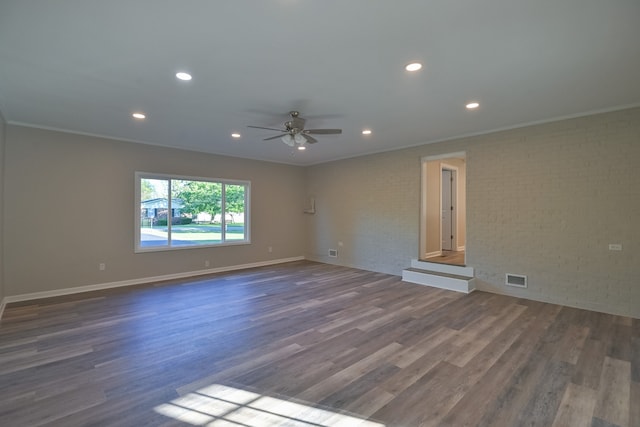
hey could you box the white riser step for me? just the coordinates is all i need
[402,267,476,294]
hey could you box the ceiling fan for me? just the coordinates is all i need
[248,111,342,147]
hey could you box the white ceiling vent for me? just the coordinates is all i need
[506,273,527,288]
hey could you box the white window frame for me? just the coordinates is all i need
[135,172,251,253]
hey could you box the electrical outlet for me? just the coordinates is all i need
[268,246,273,253]
[99,263,106,271]
[205,260,210,267]
[338,241,343,247]
[608,244,622,251]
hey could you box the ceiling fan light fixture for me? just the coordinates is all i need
[362,129,372,135]
[281,134,295,147]
[132,112,146,119]
[466,102,480,109]
[249,110,342,148]
[297,145,306,151]
[176,72,192,81]
[231,133,241,138]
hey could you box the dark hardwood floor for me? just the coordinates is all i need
[0,260,637,426]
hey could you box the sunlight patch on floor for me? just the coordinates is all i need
[154,384,385,426]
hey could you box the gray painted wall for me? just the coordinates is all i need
[306,107,640,318]
[3,125,306,296]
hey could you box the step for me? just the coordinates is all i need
[411,258,474,277]
[402,267,476,294]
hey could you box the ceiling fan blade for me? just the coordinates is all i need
[304,129,342,135]
[304,134,318,144]
[248,125,286,132]
[263,134,286,141]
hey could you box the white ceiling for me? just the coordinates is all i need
[1,1,639,166]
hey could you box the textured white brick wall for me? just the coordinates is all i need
[306,107,640,318]
[467,108,640,317]
[306,150,421,276]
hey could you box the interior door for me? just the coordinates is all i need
[441,169,453,251]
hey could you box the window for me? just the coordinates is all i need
[136,173,250,252]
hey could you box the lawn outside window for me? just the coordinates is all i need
[135,172,250,252]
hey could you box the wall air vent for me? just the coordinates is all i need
[328,249,338,258]
[506,273,527,288]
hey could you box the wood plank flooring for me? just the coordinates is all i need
[423,251,466,266]
[0,260,637,426]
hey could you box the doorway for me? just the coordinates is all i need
[420,153,466,266]
[441,167,457,252]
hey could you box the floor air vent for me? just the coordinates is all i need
[506,273,527,288]
[328,249,338,258]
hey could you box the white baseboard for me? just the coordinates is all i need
[3,256,305,305]
[423,248,465,257]
[423,251,441,259]
[474,282,639,319]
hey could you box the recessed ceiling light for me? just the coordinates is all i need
[176,72,192,81]
[231,133,241,138]
[405,62,423,72]
[297,145,306,151]
[362,129,372,135]
[132,112,146,119]
[466,102,480,109]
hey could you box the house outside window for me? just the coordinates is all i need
[135,173,250,252]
